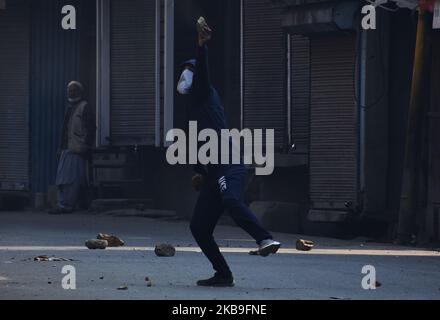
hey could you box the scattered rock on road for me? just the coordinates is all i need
[97,233,125,247]
[117,285,128,291]
[34,256,75,262]
[296,239,314,251]
[155,244,176,257]
[145,277,154,287]
[85,239,108,250]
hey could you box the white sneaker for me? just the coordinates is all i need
[258,239,281,257]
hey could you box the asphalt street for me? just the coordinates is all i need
[0,211,439,300]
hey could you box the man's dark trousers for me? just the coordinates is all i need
[190,164,273,276]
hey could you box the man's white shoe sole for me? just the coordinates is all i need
[258,243,281,257]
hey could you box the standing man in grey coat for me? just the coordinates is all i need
[49,81,96,214]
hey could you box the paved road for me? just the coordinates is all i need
[0,211,439,300]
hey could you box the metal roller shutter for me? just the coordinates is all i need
[290,35,310,154]
[309,34,357,209]
[110,0,156,146]
[428,34,440,240]
[0,0,30,191]
[242,0,286,150]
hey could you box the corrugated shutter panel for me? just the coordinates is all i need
[429,35,440,215]
[309,34,357,209]
[30,0,84,194]
[110,0,156,145]
[243,0,286,149]
[291,35,310,154]
[0,0,29,191]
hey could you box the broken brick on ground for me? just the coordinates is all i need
[97,233,125,247]
[296,239,315,251]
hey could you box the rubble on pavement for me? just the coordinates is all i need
[145,277,154,287]
[296,239,315,251]
[117,285,128,291]
[154,244,176,257]
[97,233,125,247]
[34,256,75,262]
[85,239,108,250]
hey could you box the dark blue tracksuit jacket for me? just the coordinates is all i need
[188,44,236,180]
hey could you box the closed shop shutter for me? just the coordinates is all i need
[428,34,440,240]
[242,0,286,150]
[110,0,156,146]
[309,34,357,209]
[290,35,310,154]
[0,0,30,191]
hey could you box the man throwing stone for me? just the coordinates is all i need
[177,18,281,287]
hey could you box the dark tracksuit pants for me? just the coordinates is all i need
[190,164,273,277]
